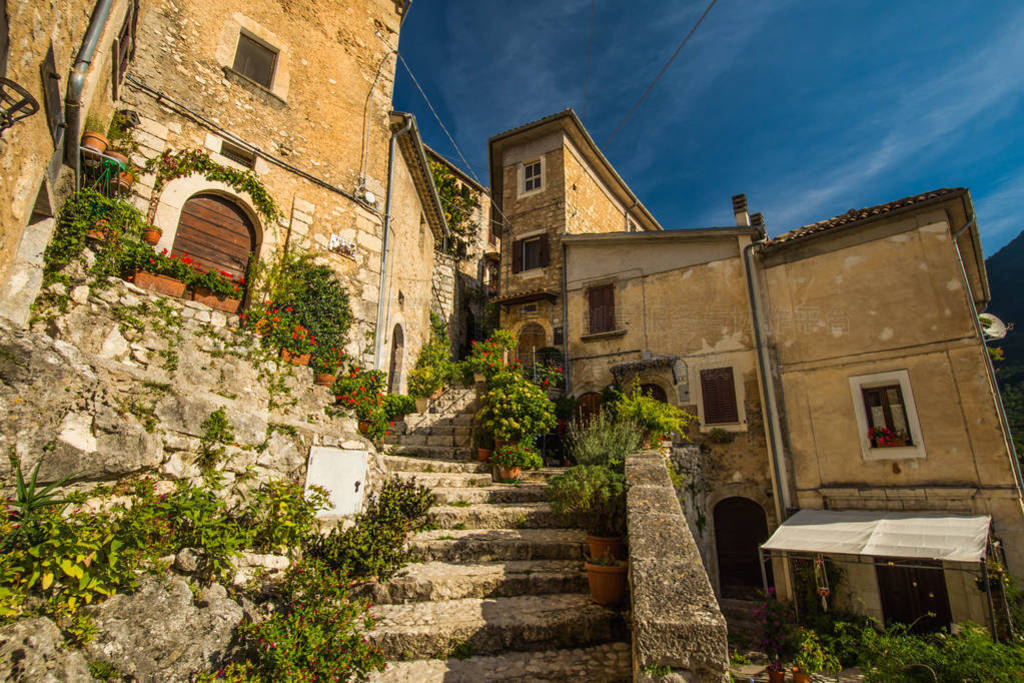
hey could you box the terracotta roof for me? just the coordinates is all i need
[492,288,559,306]
[767,188,966,248]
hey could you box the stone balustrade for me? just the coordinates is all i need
[626,451,728,682]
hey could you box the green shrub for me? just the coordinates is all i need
[408,313,455,398]
[476,368,557,443]
[569,409,642,471]
[492,442,543,470]
[462,330,517,381]
[333,366,386,420]
[307,478,433,580]
[546,465,626,537]
[197,408,235,472]
[382,393,416,420]
[239,480,330,556]
[615,388,695,441]
[791,628,840,675]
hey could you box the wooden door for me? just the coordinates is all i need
[517,323,545,370]
[388,324,404,395]
[875,560,952,632]
[576,392,603,425]
[714,497,770,598]
[172,194,256,281]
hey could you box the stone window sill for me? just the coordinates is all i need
[222,66,287,107]
[862,445,926,461]
[580,328,627,342]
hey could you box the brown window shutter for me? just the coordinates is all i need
[539,234,550,267]
[511,238,523,273]
[588,284,614,333]
[700,367,738,424]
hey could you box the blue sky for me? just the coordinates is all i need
[394,1,1024,256]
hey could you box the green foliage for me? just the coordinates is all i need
[408,314,455,398]
[146,149,281,221]
[428,158,480,261]
[791,628,841,675]
[462,330,518,381]
[476,368,557,443]
[88,659,123,681]
[546,465,626,537]
[568,409,642,471]
[333,365,386,420]
[307,478,434,580]
[492,442,543,470]
[707,427,735,444]
[197,408,235,472]
[238,481,330,557]
[7,452,70,520]
[382,393,416,420]
[265,311,317,355]
[615,388,695,441]
[106,111,137,156]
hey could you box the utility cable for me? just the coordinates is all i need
[582,0,595,119]
[603,0,718,146]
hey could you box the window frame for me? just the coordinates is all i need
[518,157,544,196]
[700,367,740,425]
[231,30,279,90]
[849,370,926,460]
[521,236,542,271]
[586,283,616,334]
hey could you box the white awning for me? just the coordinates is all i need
[761,509,991,563]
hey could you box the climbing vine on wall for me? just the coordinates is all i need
[428,159,480,262]
[144,149,281,222]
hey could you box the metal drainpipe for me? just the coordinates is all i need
[950,215,1024,494]
[373,115,413,370]
[65,0,115,188]
[743,239,790,517]
[561,240,571,394]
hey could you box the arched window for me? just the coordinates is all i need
[388,324,404,394]
[516,323,545,370]
[172,193,256,284]
[713,497,771,599]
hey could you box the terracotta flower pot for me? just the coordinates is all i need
[358,420,372,435]
[192,286,241,314]
[86,218,112,242]
[115,170,135,193]
[477,448,492,462]
[587,535,626,562]
[81,131,109,154]
[143,228,162,245]
[767,671,786,683]
[496,465,521,482]
[280,348,311,366]
[315,373,336,386]
[584,560,627,606]
[473,372,486,383]
[105,150,129,168]
[131,271,186,298]
[792,671,811,683]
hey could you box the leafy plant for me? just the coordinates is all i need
[333,366,386,420]
[791,628,840,675]
[476,368,557,443]
[546,465,626,537]
[7,452,70,521]
[238,481,330,556]
[492,442,543,470]
[462,330,517,381]
[568,409,642,472]
[408,313,455,398]
[615,388,695,442]
[197,408,235,472]
[751,589,796,660]
[382,393,416,420]
[428,158,481,261]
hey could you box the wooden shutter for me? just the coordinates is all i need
[171,194,256,280]
[538,234,550,267]
[588,284,614,333]
[700,367,738,424]
[511,238,523,273]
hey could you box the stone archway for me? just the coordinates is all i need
[713,497,770,599]
[639,383,667,402]
[171,193,256,281]
[388,323,404,394]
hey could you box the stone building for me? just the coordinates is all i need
[492,109,1023,633]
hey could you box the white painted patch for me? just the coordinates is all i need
[946,279,962,291]
[879,327,894,341]
[844,255,865,269]
[58,412,97,453]
[305,446,367,517]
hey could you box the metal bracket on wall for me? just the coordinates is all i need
[0,77,39,135]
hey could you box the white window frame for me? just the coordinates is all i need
[521,235,543,271]
[849,369,926,461]
[519,157,544,197]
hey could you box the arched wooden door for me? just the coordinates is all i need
[388,324,404,395]
[171,193,256,281]
[640,383,667,402]
[713,497,770,598]
[576,392,603,425]
[516,323,545,370]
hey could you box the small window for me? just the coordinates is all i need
[522,303,537,313]
[512,234,548,272]
[700,367,739,424]
[220,140,256,168]
[587,283,615,334]
[523,160,542,192]
[522,237,542,270]
[232,32,277,89]
[862,385,913,447]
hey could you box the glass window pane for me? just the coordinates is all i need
[233,34,276,88]
[523,238,541,270]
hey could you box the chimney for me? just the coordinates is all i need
[732,194,750,227]
[750,212,764,229]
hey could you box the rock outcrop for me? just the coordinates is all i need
[0,617,93,682]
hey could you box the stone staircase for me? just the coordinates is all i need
[718,597,761,642]
[367,394,632,681]
[383,386,478,460]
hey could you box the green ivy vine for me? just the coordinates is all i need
[145,149,281,222]
[428,159,480,261]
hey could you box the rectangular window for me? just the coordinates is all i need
[522,237,542,270]
[700,367,739,424]
[523,160,542,192]
[232,32,278,89]
[512,234,548,272]
[862,384,912,446]
[587,284,615,334]
[220,140,256,168]
[110,0,138,100]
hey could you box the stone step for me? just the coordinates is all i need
[367,641,631,681]
[364,560,587,604]
[428,502,560,530]
[394,471,493,489]
[409,528,585,563]
[389,445,474,461]
[366,593,627,660]
[432,485,548,505]
[383,455,489,474]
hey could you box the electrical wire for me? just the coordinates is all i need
[582,0,595,120]
[603,0,718,147]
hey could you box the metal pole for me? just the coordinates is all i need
[982,559,998,642]
[759,547,769,595]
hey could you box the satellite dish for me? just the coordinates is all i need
[362,190,376,206]
[980,313,1008,340]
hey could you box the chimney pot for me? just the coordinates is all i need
[732,194,750,227]
[751,212,764,228]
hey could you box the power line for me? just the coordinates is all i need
[603,0,718,147]
[582,0,595,119]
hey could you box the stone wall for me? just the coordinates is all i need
[626,451,728,682]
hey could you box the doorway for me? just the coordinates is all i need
[714,497,770,598]
[516,323,545,370]
[172,193,256,282]
[875,559,952,632]
[388,324,404,394]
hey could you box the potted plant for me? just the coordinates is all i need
[382,393,415,422]
[129,247,193,299]
[81,114,108,154]
[333,366,386,429]
[473,429,495,462]
[143,225,162,245]
[407,313,454,402]
[492,442,542,482]
[269,316,316,365]
[583,554,628,607]
[190,267,244,314]
[547,464,627,562]
[476,368,557,446]
[313,347,346,386]
[765,660,786,683]
[464,330,518,383]
[790,629,840,683]
[868,426,911,448]
[615,388,695,447]
[86,217,117,242]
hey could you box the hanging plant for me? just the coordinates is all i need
[428,159,480,261]
[145,149,281,222]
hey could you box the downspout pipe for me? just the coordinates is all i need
[561,240,571,394]
[373,115,413,370]
[743,238,790,518]
[65,0,115,188]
